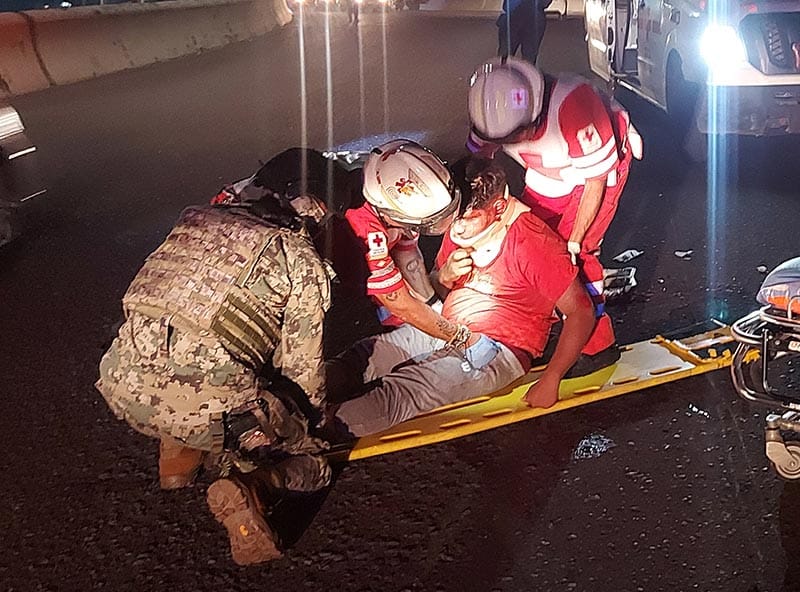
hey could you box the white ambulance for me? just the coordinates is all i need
[584,0,800,145]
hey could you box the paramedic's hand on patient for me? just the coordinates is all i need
[464,333,501,369]
[437,248,473,288]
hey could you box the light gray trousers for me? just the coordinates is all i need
[331,324,526,437]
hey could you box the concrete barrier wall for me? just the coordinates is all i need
[421,0,501,11]
[0,13,50,96]
[0,0,292,98]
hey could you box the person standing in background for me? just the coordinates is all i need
[347,0,360,24]
[497,0,551,65]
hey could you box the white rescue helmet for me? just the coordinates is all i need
[362,139,460,236]
[468,57,545,142]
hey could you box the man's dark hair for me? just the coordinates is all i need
[465,158,508,211]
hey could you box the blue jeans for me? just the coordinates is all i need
[330,324,526,437]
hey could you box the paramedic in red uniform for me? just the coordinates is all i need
[342,139,470,342]
[327,159,596,435]
[467,57,643,375]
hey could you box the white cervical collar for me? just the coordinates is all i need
[450,194,529,268]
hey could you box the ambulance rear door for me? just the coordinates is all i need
[637,0,670,103]
[585,0,616,82]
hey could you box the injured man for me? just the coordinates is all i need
[326,158,599,439]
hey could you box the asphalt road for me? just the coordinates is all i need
[2,9,799,592]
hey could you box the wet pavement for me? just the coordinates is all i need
[2,10,799,592]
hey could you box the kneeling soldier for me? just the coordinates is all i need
[97,149,352,565]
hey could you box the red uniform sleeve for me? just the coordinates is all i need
[344,206,405,296]
[558,84,619,180]
[515,215,578,304]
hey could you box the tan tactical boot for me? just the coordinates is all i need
[158,438,204,490]
[206,472,283,566]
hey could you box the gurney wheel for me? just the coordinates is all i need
[772,442,800,481]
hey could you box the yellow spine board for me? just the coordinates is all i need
[329,327,734,462]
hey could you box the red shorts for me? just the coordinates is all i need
[521,152,633,355]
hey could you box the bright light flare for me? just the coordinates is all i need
[381,4,390,132]
[700,24,747,72]
[702,0,742,321]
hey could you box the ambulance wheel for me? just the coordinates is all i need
[665,55,704,163]
[683,125,708,164]
[666,56,693,126]
[772,442,800,481]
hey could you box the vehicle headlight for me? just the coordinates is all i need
[700,24,747,71]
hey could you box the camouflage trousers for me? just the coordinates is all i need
[97,312,328,482]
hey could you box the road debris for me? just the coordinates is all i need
[604,267,637,300]
[674,250,693,260]
[612,249,643,263]
[572,433,617,460]
[757,265,768,273]
[686,403,711,419]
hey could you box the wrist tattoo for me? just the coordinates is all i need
[436,318,457,338]
[445,324,472,349]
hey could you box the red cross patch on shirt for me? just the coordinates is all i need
[577,123,602,155]
[367,231,389,260]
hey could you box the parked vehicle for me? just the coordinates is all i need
[0,103,45,248]
[584,0,800,157]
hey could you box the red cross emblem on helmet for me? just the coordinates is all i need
[511,87,528,109]
[395,177,418,196]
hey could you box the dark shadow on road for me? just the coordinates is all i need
[268,461,346,549]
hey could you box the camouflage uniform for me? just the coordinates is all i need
[96,205,333,463]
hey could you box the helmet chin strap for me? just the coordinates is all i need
[450,188,529,268]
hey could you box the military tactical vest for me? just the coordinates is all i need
[123,206,290,370]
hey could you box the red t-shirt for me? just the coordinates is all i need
[436,212,576,357]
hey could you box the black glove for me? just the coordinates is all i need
[223,399,276,452]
